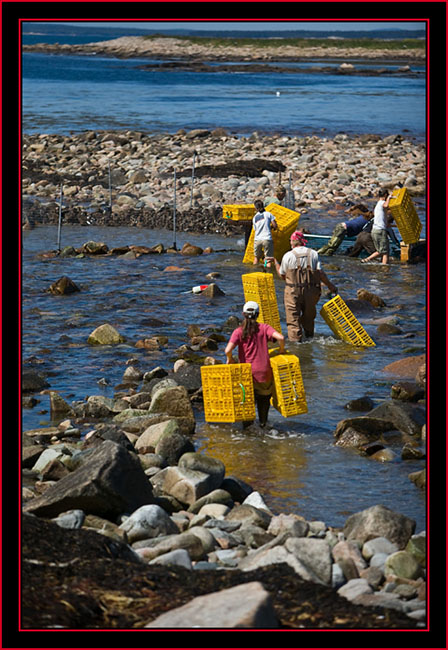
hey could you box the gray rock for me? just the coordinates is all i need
[148,384,195,421]
[145,581,278,628]
[352,591,407,613]
[332,540,367,573]
[369,552,389,571]
[362,536,399,560]
[23,440,154,519]
[85,395,116,418]
[267,513,309,538]
[285,537,333,585]
[22,369,50,393]
[366,400,426,437]
[187,525,217,554]
[150,465,221,507]
[225,504,272,530]
[136,531,205,562]
[149,548,193,570]
[337,578,373,601]
[343,505,416,549]
[243,491,273,514]
[188,489,234,514]
[331,562,346,589]
[87,323,125,345]
[178,452,225,483]
[118,504,179,542]
[51,509,85,529]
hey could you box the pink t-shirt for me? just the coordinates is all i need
[229,323,276,383]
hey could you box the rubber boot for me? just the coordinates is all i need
[256,394,271,428]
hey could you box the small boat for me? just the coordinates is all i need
[304,233,401,259]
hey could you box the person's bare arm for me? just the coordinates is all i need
[319,270,337,294]
[271,258,285,280]
[271,330,285,353]
[225,340,237,363]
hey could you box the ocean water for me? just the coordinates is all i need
[21,31,426,138]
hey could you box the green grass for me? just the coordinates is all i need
[142,34,425,51]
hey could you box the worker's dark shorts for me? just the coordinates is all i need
[372,228,389,255]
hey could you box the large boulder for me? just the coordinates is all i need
[23,440,154,520]
[87,323,125,345]
[343,505,416,549]
[148,385,195,420]
[381,354,426,378]
[366,401,426,437]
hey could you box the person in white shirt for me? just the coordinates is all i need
[362,189,398,264]
[271,231,337,342]
[252,199,277,268]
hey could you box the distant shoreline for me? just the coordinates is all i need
[22,35,425,65]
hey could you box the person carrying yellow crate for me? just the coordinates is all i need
[252,199,278,268]
[271,231,338,342]
[362,189,400,265]
[225,301,285,428]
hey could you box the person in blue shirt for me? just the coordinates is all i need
[252,199,278,268]
[318,211,373,256]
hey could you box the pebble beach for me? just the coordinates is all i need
[22,128,426,233]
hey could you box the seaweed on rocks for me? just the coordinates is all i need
[21,515,419,630]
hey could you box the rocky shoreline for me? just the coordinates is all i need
[22,310,426,628]
[23,35,426,64]
[22,128,426,234]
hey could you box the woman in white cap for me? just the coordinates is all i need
[225,301,285,428]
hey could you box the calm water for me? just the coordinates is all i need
[21,224,426,532]
[21,34,426,138]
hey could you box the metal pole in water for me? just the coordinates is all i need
[189,151,196,209]
[57,184,63,251]
[173,169,177,250]
[108,161,112,213]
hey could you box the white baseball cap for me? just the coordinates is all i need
[243,301,260,318]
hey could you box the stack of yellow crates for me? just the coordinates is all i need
[388,187,422,245]
[320,295,376,347]
[222,204,255,221]
[269,350,308,417]
[243,203,300,264]
[201,363,256,423]
[241,272,282,333]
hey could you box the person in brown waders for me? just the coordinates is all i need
[271,231,338,342]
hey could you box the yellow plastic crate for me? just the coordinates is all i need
[222,204,255,221]
[241,272,282,333]
[201,363,256,422]
[243,204,300,264]
[389,188,422,245]
[269,351,308,417]
[320,295,376,347]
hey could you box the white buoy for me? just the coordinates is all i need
[276,91,281,97]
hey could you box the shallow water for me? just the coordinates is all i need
[21,223,427,531]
